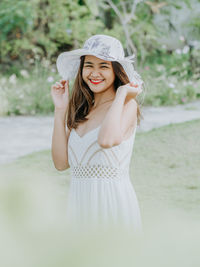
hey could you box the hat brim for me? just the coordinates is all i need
[56,49,143,84]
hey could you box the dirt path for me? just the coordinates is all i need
[0,100,200,164]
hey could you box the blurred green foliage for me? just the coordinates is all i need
[0,0,104,72]
[0,0,200,114]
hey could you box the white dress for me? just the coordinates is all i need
[66,123,142,233]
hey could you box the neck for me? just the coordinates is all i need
[93,86,116,107]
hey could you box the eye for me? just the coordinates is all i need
[101,66,108,68]
[84,65,92,68]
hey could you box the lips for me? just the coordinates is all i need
[89,79,104,85]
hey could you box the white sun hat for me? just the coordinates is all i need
[56,34,143,85]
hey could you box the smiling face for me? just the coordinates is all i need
[82,55,115,93]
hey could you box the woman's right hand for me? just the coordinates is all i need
[51,79,69,113]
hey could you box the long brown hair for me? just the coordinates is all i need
[66,55,142,130]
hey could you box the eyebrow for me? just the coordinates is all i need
[84,61,110,65]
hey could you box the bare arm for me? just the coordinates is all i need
[51,109,70,171]
[98,82,141,148]
[50,79,70,171]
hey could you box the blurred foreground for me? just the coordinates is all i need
[0,120,200,267]
[0,172,199,267]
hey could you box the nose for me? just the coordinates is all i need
[91,72,100,78]
[90,68,102,78]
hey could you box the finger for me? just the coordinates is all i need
[55,82,63,87]
[127,85,139,90]
[65,80,69,87]
[64,80,69,95]
[52,85,59,90]
[130,81,136,86]
[130,81,139,87]
[64,80,69,90]
[53,84,64,90]
[54,84,61,89]
[60,79,66,86]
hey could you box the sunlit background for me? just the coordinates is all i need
[0,0,200,266]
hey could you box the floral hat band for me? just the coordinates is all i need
[82,35,135,62]
[56,34,143,85]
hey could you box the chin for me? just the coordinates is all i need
[88,83,105,90]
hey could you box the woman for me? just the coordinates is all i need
[51,34,144,234]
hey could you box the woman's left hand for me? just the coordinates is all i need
[117,81,143,100]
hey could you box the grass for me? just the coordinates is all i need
[132,119,200,222]
[0,119,200,267]
[1,119,199,216]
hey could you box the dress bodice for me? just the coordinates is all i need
[67,125,137,179]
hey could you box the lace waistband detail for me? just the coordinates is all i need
[71,164,129,179]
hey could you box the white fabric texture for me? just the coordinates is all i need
[66,123,142,233]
